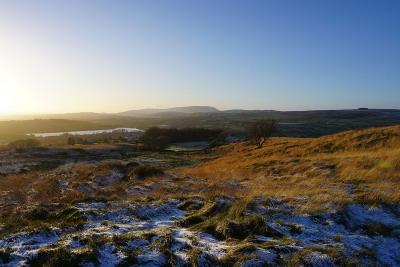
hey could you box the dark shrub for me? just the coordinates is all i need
[67,136,76,145]
[141,127,223,150]
[132,165,164,179]
[126,162,139,168]
[149,135,171,150]
[25,207,51,220]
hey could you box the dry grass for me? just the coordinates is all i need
[1,125,399,217]
[179,125,400,212]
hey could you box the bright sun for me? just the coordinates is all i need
[0,89,17,114]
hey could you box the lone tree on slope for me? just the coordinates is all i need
[247,120,277,148]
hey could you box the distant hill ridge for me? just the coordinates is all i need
[3,107,400,121]
[118,106,219,117]
[0,106,220,121]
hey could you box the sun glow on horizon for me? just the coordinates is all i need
[0,89,19,115]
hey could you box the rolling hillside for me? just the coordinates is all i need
[180,125,400,211]
[1,125,400,265]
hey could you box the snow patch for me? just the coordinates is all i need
[172,229,230,259]
[97,244,124,267]
[136,251,166,267]
[374,237,400,266]
[344,204,400,229]
[304,251,335,267]
[0,230,59,266]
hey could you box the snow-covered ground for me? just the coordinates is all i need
[0,199,229,266]
[247,197,400,266]
[1,198,399,266]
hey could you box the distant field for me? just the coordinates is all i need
[80,109,400,137]
[1,109,400,144]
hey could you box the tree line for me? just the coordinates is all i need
[141,127,224,150]
[6,120,277,151]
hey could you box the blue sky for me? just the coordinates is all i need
[0,0,399,113]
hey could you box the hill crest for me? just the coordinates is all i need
[118,106,219,117]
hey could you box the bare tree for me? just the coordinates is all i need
[67,136,76,145]
[247,120,277,148]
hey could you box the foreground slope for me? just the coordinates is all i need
[181,125,400,211]
[0,126,399,266]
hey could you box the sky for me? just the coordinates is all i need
[0,0,399,114]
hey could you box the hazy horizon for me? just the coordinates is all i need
[1,0,400,114]
[0,105,400,118]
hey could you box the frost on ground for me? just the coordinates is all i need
[245,198,400,266]
[0,199,229,266]
[0,197,400,266]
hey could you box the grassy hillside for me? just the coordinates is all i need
[1,125,400,265]
[180,125,400,212]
